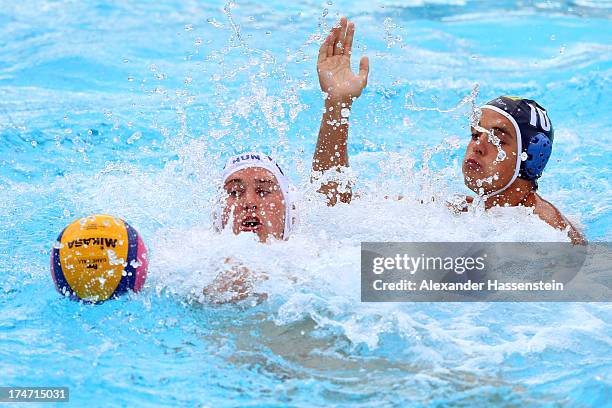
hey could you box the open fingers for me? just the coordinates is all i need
[359,56,369,87]
[344,21,355,57]
[333,16,347,56]
[327,20,342,57]
[318,31,332,63]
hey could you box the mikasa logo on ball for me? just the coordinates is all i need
[66,237,118,249]
[51,214,149,302]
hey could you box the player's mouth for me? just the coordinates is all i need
[240,216,262,232]
[464,157,482,171]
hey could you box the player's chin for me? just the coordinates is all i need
[261,226,285,242]
[463,179,477,193]
[462,162,484,179]
[462,175,484,194]
[256,229,271,243]
[462,170,476,187]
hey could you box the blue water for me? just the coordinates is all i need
[1,0,611,406]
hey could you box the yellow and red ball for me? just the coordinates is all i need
[50,214,148,302]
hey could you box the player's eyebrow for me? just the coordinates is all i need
[491,125,509,134]
[224,178,243,186]
[491,126,512,140]
[254,179,274,185]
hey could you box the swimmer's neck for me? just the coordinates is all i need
[484,178,537,209]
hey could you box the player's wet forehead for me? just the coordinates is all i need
[224,167,280,187]
[474,109,517,139]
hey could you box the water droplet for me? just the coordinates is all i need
[206,18,223,28]
[127,131,142,144]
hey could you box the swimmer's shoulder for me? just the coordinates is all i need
[531,193,587,245]
[530,194,567,229]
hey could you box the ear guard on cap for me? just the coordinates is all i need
[521,132,553,181]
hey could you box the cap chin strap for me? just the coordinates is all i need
[479,105,523,199]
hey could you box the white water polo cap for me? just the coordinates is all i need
[214,152,298,239]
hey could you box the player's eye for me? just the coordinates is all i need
[227,188,243,197]
[257,189,271,197]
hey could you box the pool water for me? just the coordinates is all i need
[1,0,611,406]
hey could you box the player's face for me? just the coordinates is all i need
[462,109,519,195]
[222,167,286,242]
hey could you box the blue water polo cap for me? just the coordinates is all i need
[482,96,555,183]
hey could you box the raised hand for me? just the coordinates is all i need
[317,17,369,103]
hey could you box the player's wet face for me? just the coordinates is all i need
[462,109,519,195]
[222,167,286,242]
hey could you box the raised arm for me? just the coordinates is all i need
[313,17,369,206]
